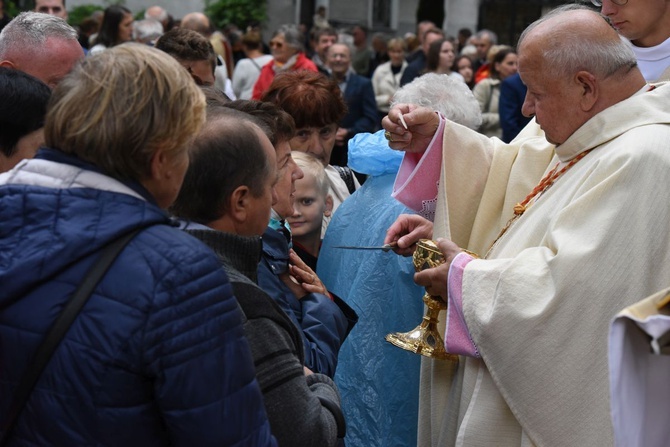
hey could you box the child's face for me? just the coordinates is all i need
[287,174,331,239]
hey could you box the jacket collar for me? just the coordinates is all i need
[556,82,670,162]
[34,147,158,205]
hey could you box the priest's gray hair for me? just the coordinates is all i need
[392,73,482,130]
[518,4,637,79]
[0,12,78,58]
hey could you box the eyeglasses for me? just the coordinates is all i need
[590,0,629,6]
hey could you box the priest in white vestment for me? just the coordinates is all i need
[609,287,670,447]
[381,6,670,446]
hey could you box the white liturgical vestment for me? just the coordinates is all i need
[398,83,670,446]
[609,287,670,447]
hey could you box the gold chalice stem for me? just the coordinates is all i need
[385,239,458,362]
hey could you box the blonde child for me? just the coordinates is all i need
[288,152,334,270]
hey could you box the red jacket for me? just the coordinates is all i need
[252,52,318,100]
[474,63,491,85]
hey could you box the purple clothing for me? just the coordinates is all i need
[392,115,445,221]
[445,252,480,357]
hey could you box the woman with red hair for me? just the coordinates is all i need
[262,70,358,236]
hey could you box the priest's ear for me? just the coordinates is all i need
[575,70,598,112]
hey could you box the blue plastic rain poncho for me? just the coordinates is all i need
[317,130,424,447]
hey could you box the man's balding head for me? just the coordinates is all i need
[145,5,168,27]
[518,6,644,145]
[518,6,635,79]
[181,12,211,37]
[0,12,83,88]
[171,109,278,235]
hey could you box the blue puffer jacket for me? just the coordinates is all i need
[0,152,276,446]
[257,226,357,378]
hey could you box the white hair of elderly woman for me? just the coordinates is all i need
[391,73,482,130]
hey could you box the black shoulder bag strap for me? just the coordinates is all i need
[333,165,356,195]
[250,58,262,71]
[0,227,144,446]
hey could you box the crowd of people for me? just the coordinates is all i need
[1,0,670,446]
[0,1,537,151]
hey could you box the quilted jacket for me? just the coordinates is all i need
[0,150,276,446]
[257,226,357,377]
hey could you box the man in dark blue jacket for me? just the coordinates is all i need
[499,72,531,143]
[326,42,378,167]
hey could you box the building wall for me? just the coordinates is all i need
[265,0,296,33]
[63,0,481,46]
[445,0,479,37]
[397,0,419,37]
[329,0,368,27]
[66,0,205,20]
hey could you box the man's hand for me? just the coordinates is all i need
[382,104,440,154]
[384,214,434,256]
[413,238,462,300]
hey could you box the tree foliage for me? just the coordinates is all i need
[5,0,20,17]
[205,0,266,30]
[67,4,104,27]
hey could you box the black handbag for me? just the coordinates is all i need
[0,228,144,446]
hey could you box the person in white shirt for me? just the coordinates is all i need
[595,0,670,81]
[232,31,273,99]
[371,37,408,119]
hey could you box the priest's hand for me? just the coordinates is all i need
[414,238,462,300]
[385,214,434,256]
[382,104,440,154]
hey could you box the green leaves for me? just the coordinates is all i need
[205,0,266,30]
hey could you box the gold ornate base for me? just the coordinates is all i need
[385,318,459,362]
[385,240,459,362]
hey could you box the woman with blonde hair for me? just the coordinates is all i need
[0,43,274,446]
[371,37,408,120]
